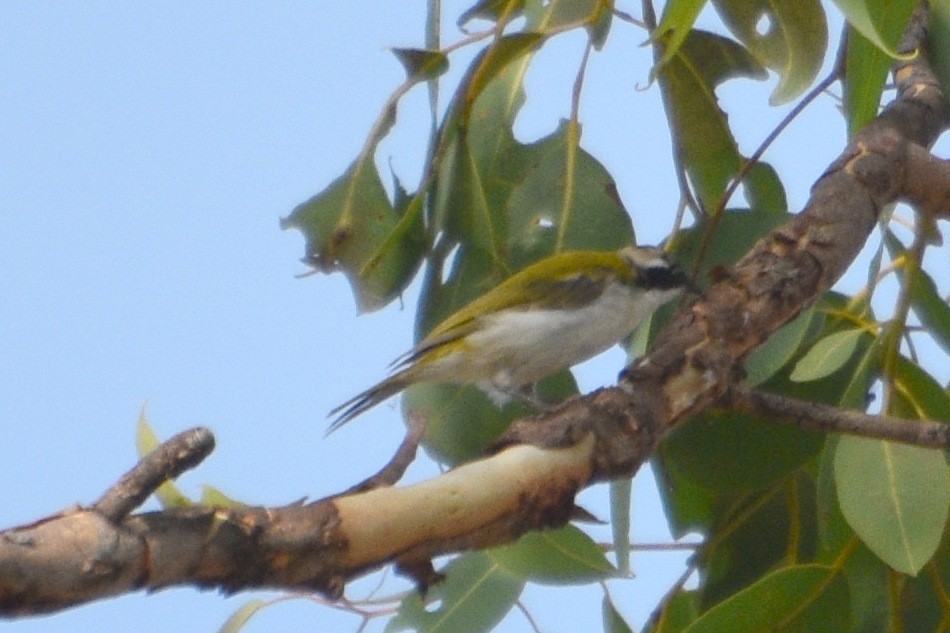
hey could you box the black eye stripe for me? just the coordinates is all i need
[642,263,687,289]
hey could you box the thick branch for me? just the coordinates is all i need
[2,5,949,620]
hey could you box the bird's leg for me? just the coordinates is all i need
[509,383,558,411]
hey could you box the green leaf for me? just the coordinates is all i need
[391,48,449,84]
[834,436,950,575]
[200,485,246,509]
[683,565,844,633]
[217,599,268,633]
[282,159,426,313]
[671,209,790,280]
[135,407,192,508]
[457,33,544,122]
[603,595,635,633]
[662,410,824,494]
[891,356,950,423]
[931,0,950,102]
[386,552,524,633]
[745,307,814,386]
[909,268,950,357]
[404,371,577,465]
[647,590,699,632]
[458,0,528,27]
[651,0,708,72]
[506,119,635,269]
[842,0,917,135]
[712,0,828,104]
[743,162,788,214]
[815,441,894,631]
[790,328,864,383]
[490,525,616,584]
[832,0,917,59]
[610,477,632,574]
[656,31,767,212]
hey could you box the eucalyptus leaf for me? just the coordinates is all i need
[603,595,635,633]
[282,159,426,313]
[490,525,616,584]
[391,48,450,83]
[842,0,917,135]
[507,119,635,269]
[217,600,268,633]
[683,565,847,633]
[713,0,827,104]
[386,552,524,633]
[745,307,813,386]
[790,328,864,383]
[832,0,917,59]
[834,436,950,575]
[651,0,707,72]
[655,30,767,212]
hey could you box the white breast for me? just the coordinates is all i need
[424,282,683,393]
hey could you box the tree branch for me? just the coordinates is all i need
[2,4,949,620]
[729,386,950,449]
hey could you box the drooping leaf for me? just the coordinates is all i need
[610,477,632,574]
[655,31,768,212]
[683,565,848,633]
[490,525,616,584]
[386,552,524,633]
[834,436,950,575]
[790,328,865,383]
[713,0,828,104]
[217,599,268,633]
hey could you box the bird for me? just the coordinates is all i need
[328,245,693,432]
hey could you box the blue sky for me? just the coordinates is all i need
[1,3,915,632]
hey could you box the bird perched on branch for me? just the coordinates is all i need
[329,245,693,432]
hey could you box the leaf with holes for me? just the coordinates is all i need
[506,119,634,270]
[713,0,828,104]
[386,552,524,633]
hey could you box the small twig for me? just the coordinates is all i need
[729,387,950,449]
[92,427,215,522]
[338,416,427,496]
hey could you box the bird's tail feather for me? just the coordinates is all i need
[326,372,412,434]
